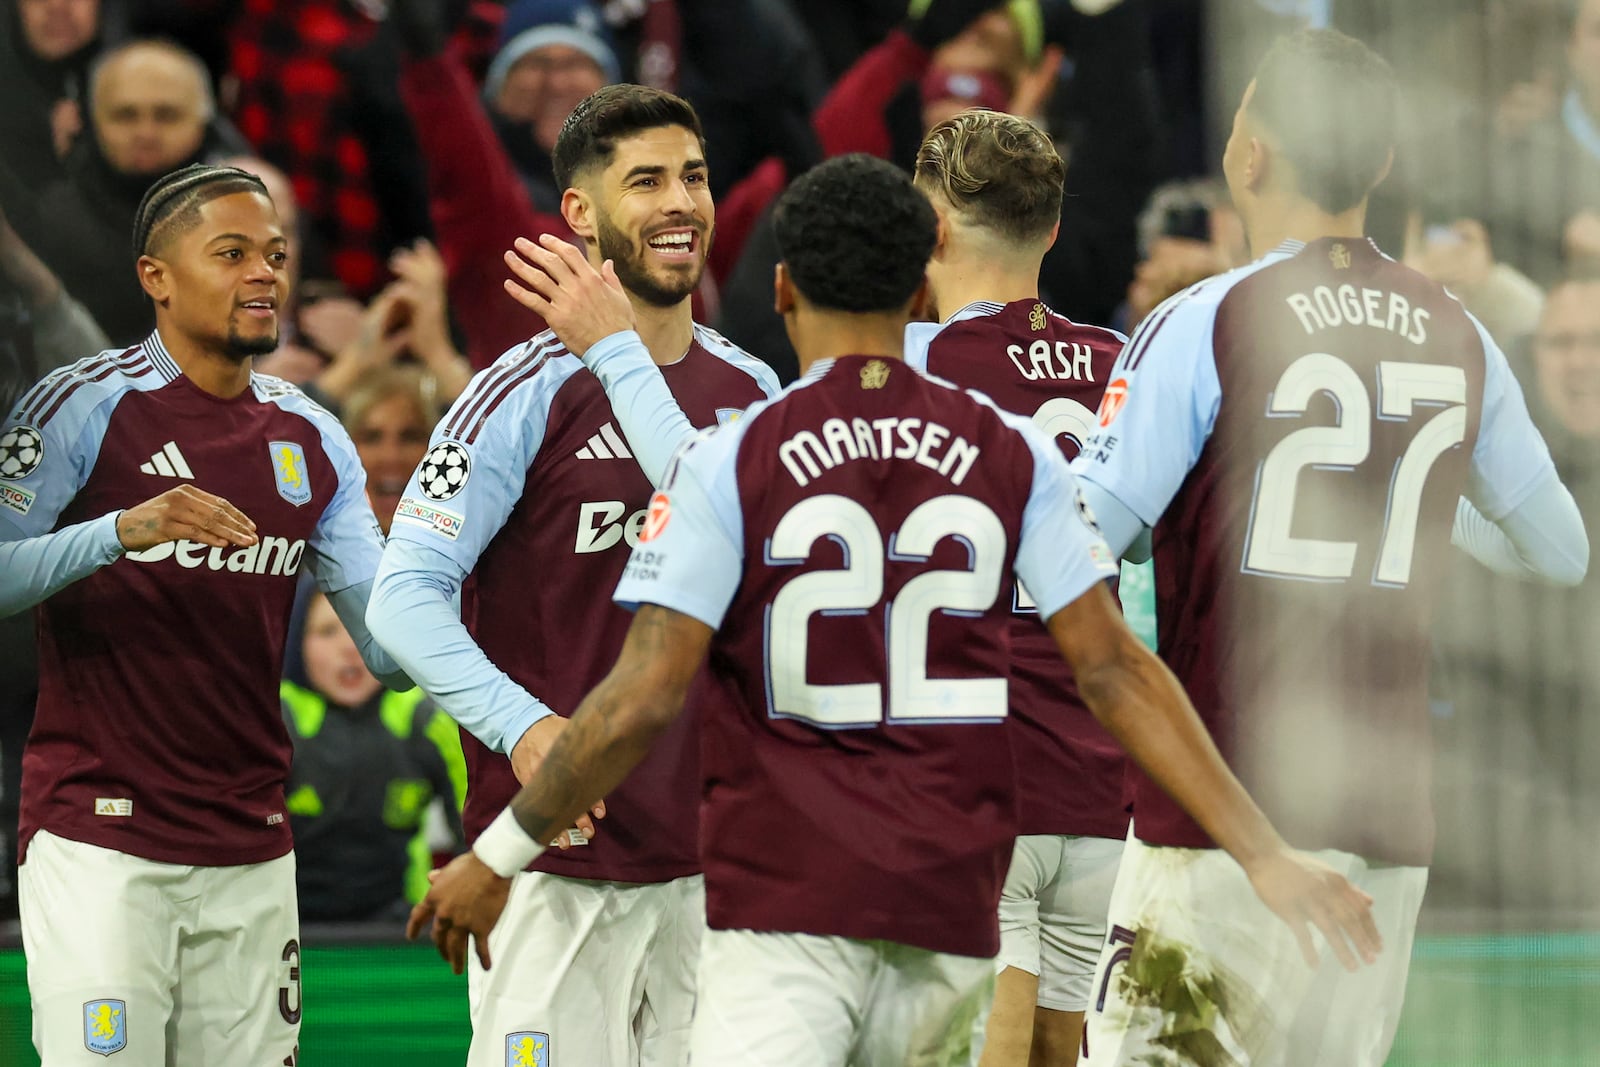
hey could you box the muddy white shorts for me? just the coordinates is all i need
[1080,832,1427,1066]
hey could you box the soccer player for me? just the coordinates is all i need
[0,163,407,1066]
[365,85,778,1067]
[902,108,1134,1066]
[1071,30,1590,1065]
[408,154,1381,1065]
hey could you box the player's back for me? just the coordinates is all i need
[906,299,1128,838]
[1121,237,1490,865]
[692,355,1057,959]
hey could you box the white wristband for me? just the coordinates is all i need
[472,808,545,878]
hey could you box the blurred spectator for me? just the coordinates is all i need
[341,366,440,536]
[484,0,618,213]
[225,0,433,297]
[717,0,1158,378]
[282,589,465,923]
[1491,0,1600,287]
[311,238,472,409]
[26,38,226,345]
[1121,178,1246,330]
[1432,274,1600,913]
[0,0,100,199]
[1406,215,1546,347]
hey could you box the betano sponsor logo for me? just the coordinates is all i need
[574,499,650,554]
[124,534,307,575]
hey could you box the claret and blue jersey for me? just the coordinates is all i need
[612,354,1118,958]
[1072,236,1560,866]
[0,331,383,867]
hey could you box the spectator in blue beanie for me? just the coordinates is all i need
[483,0,620,212]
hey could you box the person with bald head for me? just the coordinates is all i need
[30,38,230,345]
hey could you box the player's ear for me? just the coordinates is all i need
[1246,136,1270,193]
[908,277,932,322]
[773,262,795,317]
[561,187,596,241]
[931,213,950,261]
[1047,219,1061,249]
[1372,147,1395,193]
[137,254,171,304]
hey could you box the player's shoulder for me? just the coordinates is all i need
[436,332,580,445]
[249,372,364,464]
[7,340,177,441]
[691,324,782,396]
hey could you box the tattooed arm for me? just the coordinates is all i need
[406,604,714,973]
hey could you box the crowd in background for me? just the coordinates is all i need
[0,0,1596,927]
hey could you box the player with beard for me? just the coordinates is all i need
[0,163,407,1066]
[367,86,778,1067]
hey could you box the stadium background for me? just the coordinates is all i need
[3,0,1600,1060]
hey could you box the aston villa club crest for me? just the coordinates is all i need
[505,1031,550,1067]
[1029,302,1047,331]
[860,360,890,390]
[269,441,312,506]
[84,999,127,1057]
[1330,242,1352,270]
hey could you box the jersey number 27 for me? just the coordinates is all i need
[1243,354,1466,587]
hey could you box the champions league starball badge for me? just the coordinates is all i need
[419,441,472,501]
[0,425,44,480]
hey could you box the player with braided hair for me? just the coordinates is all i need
[0,162,409,1065]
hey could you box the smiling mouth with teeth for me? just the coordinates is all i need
[647,232,696,254]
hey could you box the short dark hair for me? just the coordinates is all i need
[551,84,706,190]
[133,163,270,258]
[1247,29,1398,214]
[914,109,1063,245]
[773,154,937,313]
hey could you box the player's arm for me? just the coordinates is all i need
[366,365,601,811]
[0,391,257,615]
[407,428,746,972]
[1071,290,1222,562]
[0,485,257,616]
[1448,317,1589,585]
[298,413,414,690]
[1012,421,1381,972]
[505,234,698,485]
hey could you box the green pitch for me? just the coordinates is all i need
[2,933,1597,1062]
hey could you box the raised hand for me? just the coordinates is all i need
[1245,849,1383,972]
[503,233,637,357]
[115,485,258,552]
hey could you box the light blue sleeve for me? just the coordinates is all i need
[295,402,386,594]
[368,538,553,754]
[0,372,126,614]
[1071,292,1222,527]
[613,424,746,628]
[383,358,566,571]
[1005,413,1120,620]
[1465,316,1561,521]
[902,321,941,371]
[582,330,698,487]
[0,513,125,617]
[370,358,570,754]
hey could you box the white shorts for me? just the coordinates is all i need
[467,871,703,1067]
[19,829,300,1066]
[688,927,995,1067]
[1080,833,1427,1067]
[995,833,1124,1012]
